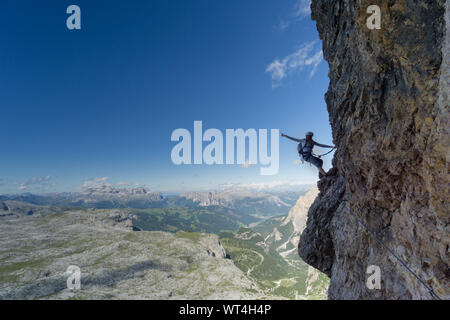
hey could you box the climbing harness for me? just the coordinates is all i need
[342,202,442,300]
[297,140,313,157]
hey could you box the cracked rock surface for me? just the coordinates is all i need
[299,0,449,299]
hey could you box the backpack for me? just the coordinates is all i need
[297,140,313,158]
[297,142,304,156]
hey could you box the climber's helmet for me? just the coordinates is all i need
[305,131,314,137]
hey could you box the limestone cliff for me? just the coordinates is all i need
[298,0,449,299]
[282,186,319,233]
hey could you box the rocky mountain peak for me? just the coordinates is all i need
[282,187,319,233]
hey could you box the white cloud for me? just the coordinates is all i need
[266,41,323,86]
[81,177,110,189]
[218,181,313,192]
[294,0,312,19]
[266,60,286,83]
[276,19,291,32]
[115,181,136,187]
[79,177,141,190]
[305,49,323,77]
[15,176,53,191]
[276,0,311,32]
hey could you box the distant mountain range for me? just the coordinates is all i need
[0,185,164,209]
[179,189,301,218]
[0,185,306,224]
[124,188,309,234]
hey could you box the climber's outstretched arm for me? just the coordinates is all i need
[313,140,335,148]
[281,133,302,142]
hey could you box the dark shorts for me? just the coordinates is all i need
[303,154,323,168]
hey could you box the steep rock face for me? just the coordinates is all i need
[298,168,345,277]
[299,0,449,299]
[199,234,227,259]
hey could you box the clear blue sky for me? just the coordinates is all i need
[1,0,333,194]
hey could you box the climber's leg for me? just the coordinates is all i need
[318,167,327,177]
[307,156,327,178]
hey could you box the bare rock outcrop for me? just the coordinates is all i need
[299,0,449,299]
[0,209,265,299]
[282,186,319,233]
[199,234,227,259]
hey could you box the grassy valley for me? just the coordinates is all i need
[131,206,245,234]
[219,227,328,299]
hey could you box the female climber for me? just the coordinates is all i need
[281,131,335,178]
